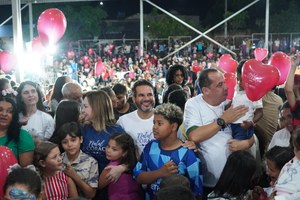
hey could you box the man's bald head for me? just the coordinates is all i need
[62,82,83,103]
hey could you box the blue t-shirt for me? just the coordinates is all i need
[81,124,124,172]
[133,140,203,199]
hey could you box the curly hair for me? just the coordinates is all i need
[154,103,183,129]
[165,64,188,87]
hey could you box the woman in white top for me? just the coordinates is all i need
[16,81,55,141]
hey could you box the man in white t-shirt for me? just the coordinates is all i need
[117,79,155,155]
[184,68,251,196]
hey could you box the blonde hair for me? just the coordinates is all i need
[85,90,115,132]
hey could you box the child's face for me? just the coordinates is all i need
[61,134,82,158]
[82,97,93,122]
[153,114,176,140]
[105,139,126,161]
[266,158,281,186]
[42,147,63,171]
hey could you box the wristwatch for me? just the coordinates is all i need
[217,118,226,128]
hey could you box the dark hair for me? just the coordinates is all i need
[0,77,10,91]
[109,133,137,173]
[154,103,183,130]
[112,83,128,95]
[100,86,115,97]
[49,100,81,147]
[236,60,247,75]
[160,174,190,189]
[154,185,195,200]
[198,68,219,90]
[165,64,188,87]
[132,79,154,97]
[293,128,300,151]
[57,122,81,150]
[3,168,42,198]
[213,151,256,197]
[162,83,182,103]
[265,146,294,170]
[50,76,70,102]
[16,81,45,115]
[0,96,21,144]
[167,89,188,111]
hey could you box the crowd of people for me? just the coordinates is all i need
[0,38,300,200]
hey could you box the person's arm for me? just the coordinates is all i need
[19,151,34,167]
[187,105,248,143]
[285,54,300,108]
[67,176,78,198]
[99,167,110,189]
[241,108,263,130]
[104,163,128,183]
[136,160,178,184]
[64,165,96,199]
[228,135,254,151]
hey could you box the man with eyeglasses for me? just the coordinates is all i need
[268,102,294,150]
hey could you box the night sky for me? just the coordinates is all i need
[0,0,215,22]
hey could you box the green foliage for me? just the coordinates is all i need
[224,11,249,32]
[145,8,200,38]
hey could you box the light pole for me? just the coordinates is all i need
[224,0,228,38]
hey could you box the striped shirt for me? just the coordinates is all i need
[44,171,68,200]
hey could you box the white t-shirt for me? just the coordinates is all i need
[20,110,55,141]
[117,110,154,155]
[268,128,291,151]
[184,94,232,187]
[232,89,263,123]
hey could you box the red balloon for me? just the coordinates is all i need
[254,48,268,61]
[32,37,46,54]
[37,8,67,46]
[112,58,117,64]
[219,54,238,73]
[242,59,280,101]
[0,146,17,197]
[191,65,202,74]
[88,48,94,55]
[224,72,236,100]
[0,51,16,73]
[117,57,122,64]
[96,62,106,76]
[268,51,291,85]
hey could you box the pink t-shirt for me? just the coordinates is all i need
[108,161,143,200]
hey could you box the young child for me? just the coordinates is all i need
[99,133,143,200]
[58,122,99,199]
[207,151,257,199]
[34,141,78,200]
[231,60,263,152]
[133,103,203,200]
[3,168,42,200]
[271,128,300,199]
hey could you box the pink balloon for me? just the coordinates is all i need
[268,51,291,85]
[32,37,46,54]
[145,54,149,59]
[109,68,114,78]
[96,62,106,76]
[242,59,280,101]
[117,57,122,64]
[0,146,17,197]
[224,72,236,100]
[84,63,89,69]
[112,58,117,64]
[88,48,93,55]
[219,54,238,73]
[207,52,213,59]
[67,51,75,59]
[97,56,102,62]
[254,48,268,61]
[37,8,67,45]
[0,51,16,73]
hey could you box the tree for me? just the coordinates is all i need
[145,8,201,38]
[224,10,249,33]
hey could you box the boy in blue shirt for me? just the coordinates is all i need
[133,103,203,200]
